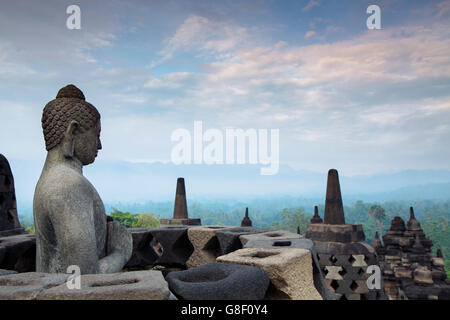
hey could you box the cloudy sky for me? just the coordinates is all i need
[1,0,450,180]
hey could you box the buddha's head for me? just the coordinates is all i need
[42,84,102,165]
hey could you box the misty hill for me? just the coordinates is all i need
[7,158,450,217]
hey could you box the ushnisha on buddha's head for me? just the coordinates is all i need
[41,84,102,165]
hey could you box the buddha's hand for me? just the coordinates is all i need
[106,221,133,264]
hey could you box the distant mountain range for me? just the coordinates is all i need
[7,158,450,216]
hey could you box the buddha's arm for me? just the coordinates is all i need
[97,220,132,273]
[51,183,101,274]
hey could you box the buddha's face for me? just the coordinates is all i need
[73,120,102,165]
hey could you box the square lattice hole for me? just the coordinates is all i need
[338,267,347,277]
[330,280,339,291]
[350,280,359,291]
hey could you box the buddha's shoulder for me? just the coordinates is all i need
[37,165,92,195]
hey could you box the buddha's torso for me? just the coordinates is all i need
[33,163,107,273]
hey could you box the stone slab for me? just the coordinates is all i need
[37,270,170,300]
[243,238,336,300]
[217,248,322,300]
[0,234,36,272]
[0,228,26,237]
[0,272,69,300]
[215,227,267,255]
[0,269,17,276]
[160,218,201,227]
[240,230,301,246]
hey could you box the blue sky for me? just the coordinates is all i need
[1,0,450,180]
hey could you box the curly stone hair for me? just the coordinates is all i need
[42,85,100,151]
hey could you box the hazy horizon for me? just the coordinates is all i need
[9,157,450,218]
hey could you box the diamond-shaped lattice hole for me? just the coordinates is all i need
[322,267,328,275]
[357,268,365,275]
[338,267,347,277]
[330,280,339,291]
[329,255,338,264]
[348,255,356,264]
[339,294,347,300]
[350,280,358,291]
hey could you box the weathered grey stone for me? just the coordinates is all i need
[37,270,170,300]
[345,293,361,300]
[413,266,433,285]
[160,178,201,226]
[394,267,413,279]
[0,228,26,237]
[325,266,344,280]
[0,269,17,276]
[0,272,69,300]
[244,238,313,250]
[240,207,252,227]
[311,238,383,299]
[305,171,386,298]
[217,248,322,300]
[186,225,232,269]
[33,84,132,274]
[215,227,267,255]
[239,230,301,246]
[0,245,4,264]
[313,240,376,256]
[149,226,194,267]
[125,228,161,269]
[310,206,323,224]
[431,269,447,281]
[0,234,36,272]
[166,262,270,300]
[323,169,345,225]
[406,207,422,231]
[0,154,24,234]
[376,214,449,300]
[431,257,445,268]
[306,224,365,243]
[243,238,336,300]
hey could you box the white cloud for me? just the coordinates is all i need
[154,15,249,66]
[302,0,320,12]
[437,0,450,17]
[304,30,316,39]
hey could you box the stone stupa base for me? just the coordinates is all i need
[305,224,365,243]
[159,218,201,227]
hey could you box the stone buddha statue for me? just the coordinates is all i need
[33,84,132,274]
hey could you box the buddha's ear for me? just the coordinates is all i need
[62,120,79,159]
